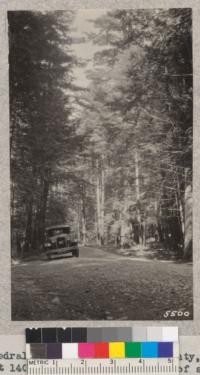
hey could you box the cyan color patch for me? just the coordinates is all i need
[141,342,158,358]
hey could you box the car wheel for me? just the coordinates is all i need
[73,248,79,258]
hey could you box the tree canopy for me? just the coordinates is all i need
[9,9,192,259]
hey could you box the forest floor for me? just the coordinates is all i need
[12,245,193,321]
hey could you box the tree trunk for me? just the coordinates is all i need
[96,159,101,245]
[176,174,185,239]
[142,220,146,245]
[40,178,49,249]
[11,180,15,221]
[96,158,105,246]
[35,177,49,252]
[24,197,33,255]
[119,210,127,248]
[184,184,192,259]
[135,149,142,245]
[81,184,87,245]
[77,203,81,242]
[100,162,105,245]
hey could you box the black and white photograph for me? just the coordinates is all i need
[9,9,193,321]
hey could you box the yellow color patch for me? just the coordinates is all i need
[109,342,125,358]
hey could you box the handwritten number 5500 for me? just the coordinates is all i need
[163,310,190,318]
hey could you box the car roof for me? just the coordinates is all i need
[46,225,70,230]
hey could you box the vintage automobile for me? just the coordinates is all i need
[44,224,79,260]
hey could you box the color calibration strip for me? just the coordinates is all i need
[26,327,178,343]
[26,341,179,359]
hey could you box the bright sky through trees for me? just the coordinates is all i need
[72,10,106,87]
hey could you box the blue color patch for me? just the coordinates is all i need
[141,342,158,358]
[158,342,173,358]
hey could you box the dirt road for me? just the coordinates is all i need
[12,246,193,320]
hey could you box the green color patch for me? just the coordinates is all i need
[125,342,141,358]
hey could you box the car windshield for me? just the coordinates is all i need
[47,227,70,237]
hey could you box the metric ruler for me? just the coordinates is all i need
[27,358,179,375]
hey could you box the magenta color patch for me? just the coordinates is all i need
[78,343,95,358]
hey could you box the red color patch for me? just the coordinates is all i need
[94,343,109,358]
